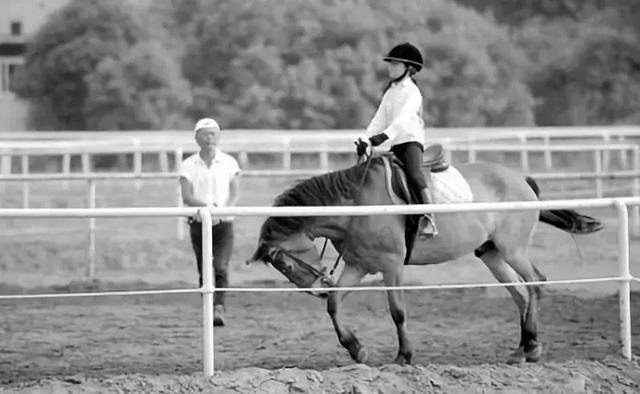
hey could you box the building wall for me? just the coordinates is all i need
[0,0,72,37]
[0,0,71,130]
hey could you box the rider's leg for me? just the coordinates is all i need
[390,142,438,237]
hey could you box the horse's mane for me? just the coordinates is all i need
[261,157,382,240]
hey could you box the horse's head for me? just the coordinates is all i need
[247,217,332,297]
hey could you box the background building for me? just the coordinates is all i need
[0,0,71,130]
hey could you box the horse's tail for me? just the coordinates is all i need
[525,176,604,234]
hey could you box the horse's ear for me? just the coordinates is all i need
[246,242,269,265]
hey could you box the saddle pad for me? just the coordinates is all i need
[430,166,473,203]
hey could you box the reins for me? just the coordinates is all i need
[323,149,374,277]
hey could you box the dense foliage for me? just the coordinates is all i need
[15,0,640,130]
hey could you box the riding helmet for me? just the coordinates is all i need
[383,42,423,72]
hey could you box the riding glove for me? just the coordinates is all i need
[369,133,389,147]
[355,138,368,156]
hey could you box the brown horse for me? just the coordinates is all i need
[248,155,602,365]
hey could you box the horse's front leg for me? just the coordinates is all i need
[327,263,367,363]
[384,266,412,365]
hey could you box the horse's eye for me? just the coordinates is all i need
[267,249,280,261]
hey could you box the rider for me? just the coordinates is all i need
[355,42,437,238]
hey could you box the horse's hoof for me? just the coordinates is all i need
[507,347,526,364]
[394,355,408,366]
[525,344,543,362]
[355,347,369,364]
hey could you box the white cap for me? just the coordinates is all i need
[194,118,220,133]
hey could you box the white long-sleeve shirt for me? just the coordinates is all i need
[363,76,425,147]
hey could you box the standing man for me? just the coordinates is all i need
[180,117,241,326]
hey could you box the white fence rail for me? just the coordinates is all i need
[2,141,640,276]
[0,197,638,376]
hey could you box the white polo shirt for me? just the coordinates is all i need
[363,76,425,147]
[180,149,241,208]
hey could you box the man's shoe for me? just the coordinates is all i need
[419,214,438,239]
[213,305,226,327]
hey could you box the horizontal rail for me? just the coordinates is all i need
[0,288,200,300]
[0,276,635,300]
[0,142,635,155]
[0,197,639,218]
[2,125,640,142]
[3,169,640,182]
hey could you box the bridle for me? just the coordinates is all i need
[258,243,331,284]
[319,149,373,276]
[259,148,374,287]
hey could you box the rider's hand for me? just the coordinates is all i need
[355,138,368,156]
[369,133,389,147]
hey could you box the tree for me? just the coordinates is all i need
[15,0,149,129]
[516,12,640,125]
[180,0,535,128]
[84,41,192,130]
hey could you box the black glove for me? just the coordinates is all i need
[355,138,368,156]
[369,133,389,147]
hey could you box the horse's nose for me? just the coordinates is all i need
[245,256,261,265]
[246,247,265,265]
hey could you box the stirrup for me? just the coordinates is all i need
[419,215,438,238]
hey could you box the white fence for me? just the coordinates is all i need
[2,142,640,278]
[0,198,638,376]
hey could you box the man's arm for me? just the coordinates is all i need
[180,176,207,207]
[226,177,240,207]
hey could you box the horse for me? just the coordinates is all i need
[247,153,602,365]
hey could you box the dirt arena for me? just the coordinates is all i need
[2,167,640,392]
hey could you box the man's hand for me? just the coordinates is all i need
[369,133,389,147]
[354,138,368,156]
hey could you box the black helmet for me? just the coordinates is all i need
[383,42,423,72]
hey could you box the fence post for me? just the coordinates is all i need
[238,151,249,169]
[133,138,142,191]
[21,155,29,209]
[200,210,215,376]
[594,150,603,198]
[614,200,632,360]
[0,155,10,194]
[319,151,329,172]
[175,148,184,241]
[632,146,640,235]
[519,134,529,172]
[159,151,169,173]
[543,135,552,170]
[443,138,453,164]
[87,179,97,280]
[618,135,628,168]
[62,153,71,190]
[282,136,291,170]
[602,133,611,171]
[467,139,476,163]
[81,153,90,174]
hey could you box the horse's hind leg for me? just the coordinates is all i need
[498,248,544,363]
[383,266,412,365]
[327,263,367,363]
[479,249,540,364]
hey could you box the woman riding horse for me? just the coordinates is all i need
[248,157,602,366]
[356,42,437,238]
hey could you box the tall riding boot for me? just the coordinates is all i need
[418,188,438,238]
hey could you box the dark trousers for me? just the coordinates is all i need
[189,221,234,307]
[391,141,427,191]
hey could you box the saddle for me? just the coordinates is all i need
[422,144,449,173]
[387,143,450,205]
[382,143,450,263]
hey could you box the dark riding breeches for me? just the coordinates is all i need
[391,141,427,194]
[189,220,234,307]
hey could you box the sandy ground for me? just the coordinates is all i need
[1,286,640,392]
[2,164,640,392]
